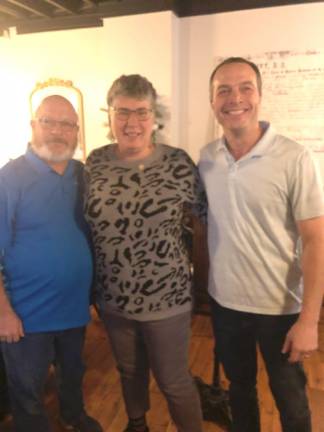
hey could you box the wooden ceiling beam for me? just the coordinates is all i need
[96,0,171,18]
[175,0,324,16]
[6,0,53,17]
[43,0,82,14]
[1,0,323,37]
[0,3,29,19]
[82,0,98,5]
[15,13,103,34]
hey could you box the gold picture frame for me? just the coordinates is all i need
[29,78,86,161]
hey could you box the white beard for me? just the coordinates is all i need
[31,143,75,163]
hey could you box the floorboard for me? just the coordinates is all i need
[1,307,324,431]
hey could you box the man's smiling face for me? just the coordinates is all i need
[211,62,261,136]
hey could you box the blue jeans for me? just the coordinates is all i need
[1,327,86,432]
[211,300,311,432]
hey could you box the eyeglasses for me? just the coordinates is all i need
[110,107,153,122]
[36,117,78,132]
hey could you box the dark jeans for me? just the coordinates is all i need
[1,327,86,432]
[0,347,9,418]
[210,300,311,432]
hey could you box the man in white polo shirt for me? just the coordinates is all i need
[199,57,324,432]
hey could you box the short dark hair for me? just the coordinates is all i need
[209,57,262,101]
[107,74,157,109]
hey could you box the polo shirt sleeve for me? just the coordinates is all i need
[289,148,324,221]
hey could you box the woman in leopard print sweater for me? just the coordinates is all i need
[84,74,207,432]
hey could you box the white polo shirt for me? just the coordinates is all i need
[199,122,324,315]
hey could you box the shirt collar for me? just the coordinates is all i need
[246,121,275,158]
[214,121,276,160]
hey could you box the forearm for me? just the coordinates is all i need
[299,238,324,326]
[282,238,324,361]
[283,213,324,361]
[0,274,14,314]
[0,273,24,341]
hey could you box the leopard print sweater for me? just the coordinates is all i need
[84,143,207,321]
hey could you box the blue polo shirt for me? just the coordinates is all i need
[0,149,93,332]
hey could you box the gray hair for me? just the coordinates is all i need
[107,74,158,109]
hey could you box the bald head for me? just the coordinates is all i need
[34,95,78,120]
[30,95,79,166]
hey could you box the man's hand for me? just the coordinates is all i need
[281,319,318,363]
[0,309,24,343]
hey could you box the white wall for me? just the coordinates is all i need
[0,25,102,166]
[178,2,324,172]
[0,11,174,166]
[97,12,175,151]
[1,3,324,173]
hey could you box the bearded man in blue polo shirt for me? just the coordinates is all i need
[0,95,102,432]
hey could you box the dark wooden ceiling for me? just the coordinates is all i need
[0,0,322,35]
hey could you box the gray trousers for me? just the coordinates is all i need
[101,311,203,432]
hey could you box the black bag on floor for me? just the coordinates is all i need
[194,376,232,430]
[194,344,232,430]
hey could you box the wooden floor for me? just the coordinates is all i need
[2,308,324,432]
